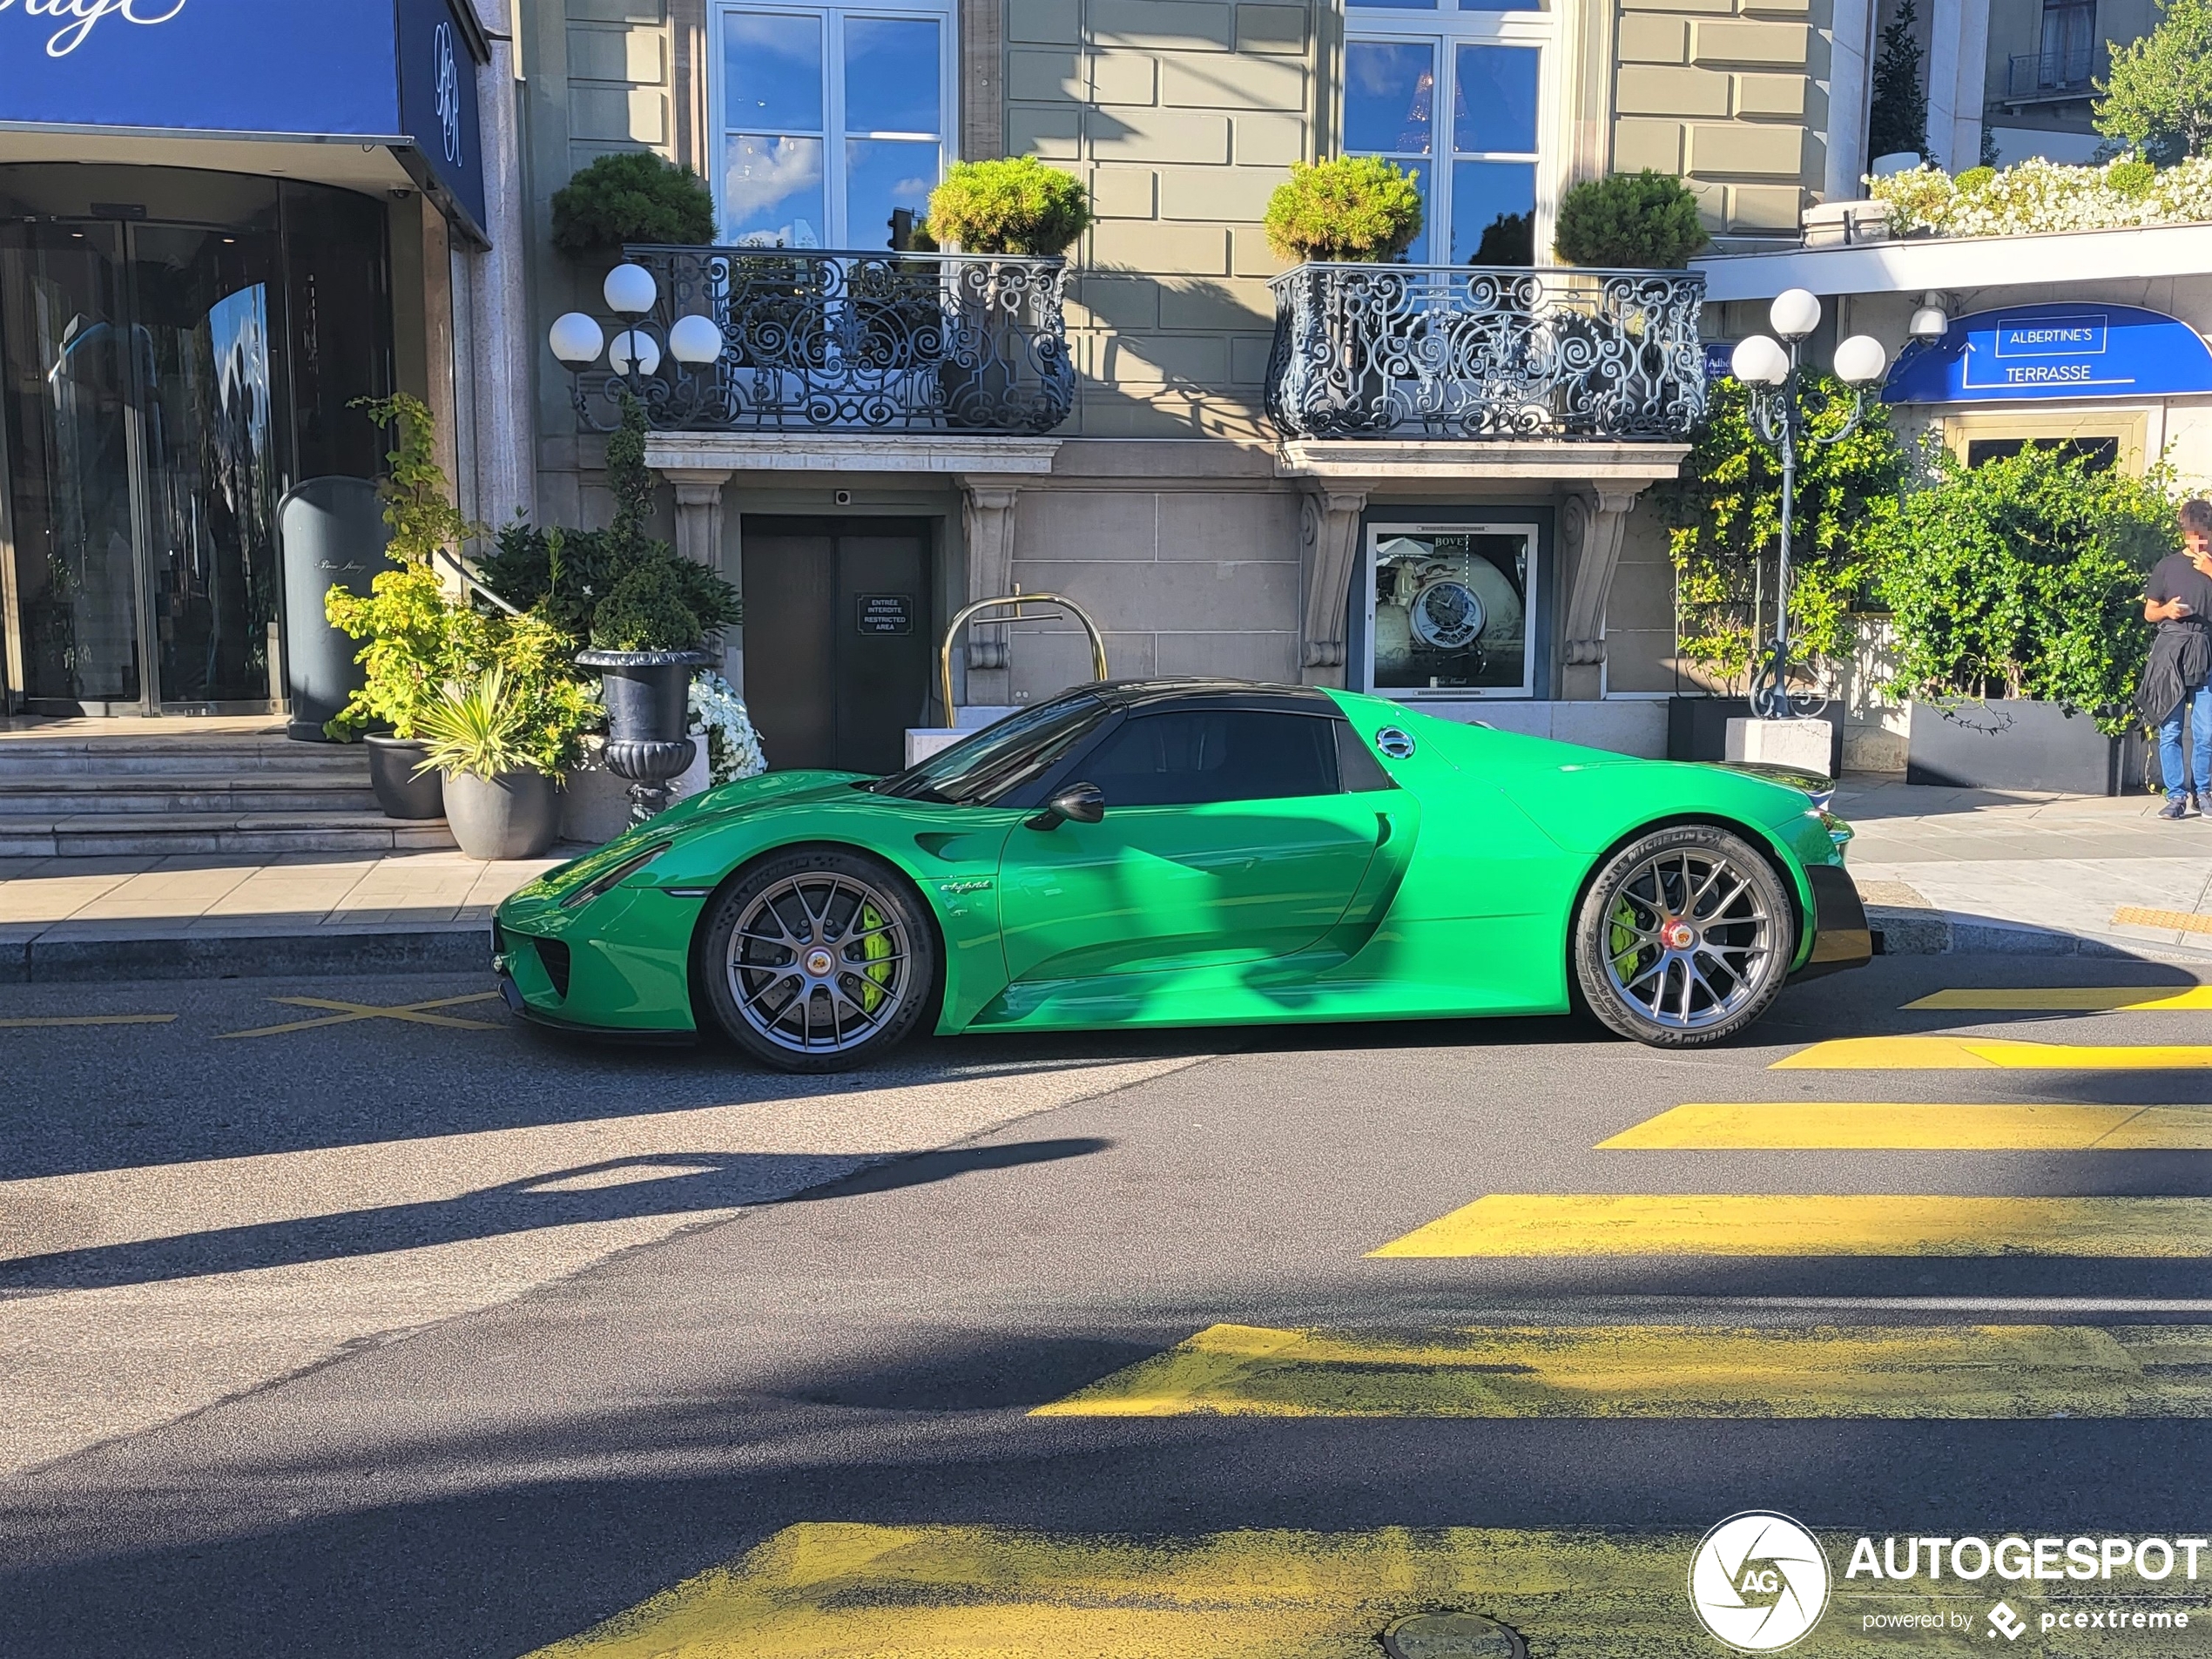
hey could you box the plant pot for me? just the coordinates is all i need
[1905,698,2150,795]
[577,648,711,822]
[442,768,562,860]
[364,736,445,820]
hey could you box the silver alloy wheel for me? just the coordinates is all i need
[725,871,913,1055]
[1600,846,1775,1031]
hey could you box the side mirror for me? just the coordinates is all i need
[1027,780,1104,830]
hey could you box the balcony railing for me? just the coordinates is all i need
[595,246,1074,435]
[2006,46,2094,98]
[1265,264,1707,442]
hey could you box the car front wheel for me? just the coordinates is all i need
[1573,825,1795,1047]
[699,848,938,1072]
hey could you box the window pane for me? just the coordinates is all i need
[1453,44,1540,153]
[1344,40,1434,154]
[1460,0,1543,11]
[1451,160,1535,264]
[1349,0,1437,10]
[723,11,824,132]
[1079,711,1340,806]
[1372,531,1530,691]
[845,17,941,136]
[723,134,826,246]
[847,138,940,248]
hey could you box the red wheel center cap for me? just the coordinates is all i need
[1660,918,1696,951]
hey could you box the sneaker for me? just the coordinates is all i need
[2161,795,2190,819]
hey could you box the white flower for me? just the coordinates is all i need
[1865,154,2212,239]
[686,672,769,786]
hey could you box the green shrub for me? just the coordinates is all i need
[925,158,1093,255]
[1952,165,1997,192]
[1552,171,1710,268]
[1865,443,2180,734]
[1656,373,1911,685]
[1868,152,2212,235]
[354,394,478,565]
[415,665,534,781]
[590,565,703,651]
[2095,0,2212,163]
[1264,157,1424,263]
[551,152,716,255]
[2107,156,2158,196]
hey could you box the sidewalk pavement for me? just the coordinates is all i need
[0,848,572,981]
[1838,779,2212,961]
[6,780,2212,981]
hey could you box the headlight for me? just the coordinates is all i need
[560,842,669,909]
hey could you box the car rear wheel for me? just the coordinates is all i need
[699,848,937,1072]
[1573,825,1794,1048]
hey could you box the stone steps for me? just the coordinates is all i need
[0,725,450,858]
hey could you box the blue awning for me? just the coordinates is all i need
[0,0,489,243]
[1885,302,2212,404]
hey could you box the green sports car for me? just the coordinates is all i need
[493,678,1870,1071]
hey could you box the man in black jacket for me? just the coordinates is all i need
[2141,498,2212,819]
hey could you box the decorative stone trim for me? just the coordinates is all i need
[1296,487,1370,684]
[1276,441,1689,485]
[1560,486,1648,701]
[644,434,1062,474]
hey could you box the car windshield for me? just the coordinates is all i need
[867,693,1108,806]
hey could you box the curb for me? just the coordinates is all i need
[3,927,492,985]
[1868,906,2212,963]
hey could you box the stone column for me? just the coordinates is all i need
[664,469,735,681]
[960,480,1022,709]
[1297,486,1369,687]
[1559,486,1642,701]
[462,1,536,530]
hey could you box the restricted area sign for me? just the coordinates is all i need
[857,594,915,636]
[1884,301,2212,404]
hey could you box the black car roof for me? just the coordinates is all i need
[1081,678,1339,716]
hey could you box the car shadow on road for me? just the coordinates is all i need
[0,1137,1111,1292]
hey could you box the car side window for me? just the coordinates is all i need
[1334,721,1398,792]
[1078,711,1341,806]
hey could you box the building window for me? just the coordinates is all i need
[1365,523,1538,697]
[711,0,954,249]
[1342,14,1545,265]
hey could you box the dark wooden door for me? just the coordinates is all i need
[741,516,933,774]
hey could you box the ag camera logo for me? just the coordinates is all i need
[1689,1511,1831,1651]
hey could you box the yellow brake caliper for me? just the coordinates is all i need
[859,902,894,1013]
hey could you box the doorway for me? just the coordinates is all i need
[741,516,934,773]
[0,167,391,714]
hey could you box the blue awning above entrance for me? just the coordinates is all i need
[0,0,489,242]
[1885,302,2212,404]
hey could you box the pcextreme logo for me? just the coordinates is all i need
[1689,1511,1832,1652]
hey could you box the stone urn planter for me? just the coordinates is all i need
[577,648,711,824]
[364,735,445,820]
[442,768,562,860]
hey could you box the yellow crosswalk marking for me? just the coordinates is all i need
[1772,1035,2212,1069]
[1905,986,2212,1011]
[522,1522,1781,1658]
[0,1014,176,1029]
[1034,1320,2212,1419]
[1369,1194,2212,1258]
[1597,1102,2212,1150]
[216,991,502,1040]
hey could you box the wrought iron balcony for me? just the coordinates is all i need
[2006,46,2094,98]
[576,246,1074,435]
[1265,263,1708,442]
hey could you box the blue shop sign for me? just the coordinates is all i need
[1703,341,1737,381]
[0,0,489,241]
[1885,302,2212,404]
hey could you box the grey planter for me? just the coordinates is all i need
[1906,699,2150,795]
[442,768,561,860]
[364,736,445,820]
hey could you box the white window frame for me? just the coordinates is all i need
[708,0,959,249]
[1340,11,1554,266]
[1361,519,1541,699]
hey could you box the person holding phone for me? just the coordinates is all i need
[2140,497,2212,818]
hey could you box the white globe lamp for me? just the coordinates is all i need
[1832,333,1888,387]
[1730,334,1791,388]
[667,314,725,367]
[1769,287,1823,341]
[608,328,662,378]
[603,262,658,318]
[548,312,605,368]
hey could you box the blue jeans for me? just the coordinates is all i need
[2159,683,2212,799]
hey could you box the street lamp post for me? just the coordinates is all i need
[1728,287,1892,720]
[547,261,726,430]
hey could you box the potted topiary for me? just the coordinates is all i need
[324,395,484,819]
[924,158,1091,427]
[1552,171,1710,268]
[413,666,564,860]
[550,152,717,256]
[1263,156,1425,265]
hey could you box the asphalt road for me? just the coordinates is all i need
[7,953,2212,1657]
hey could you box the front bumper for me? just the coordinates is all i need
[1789,863,1873,981]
